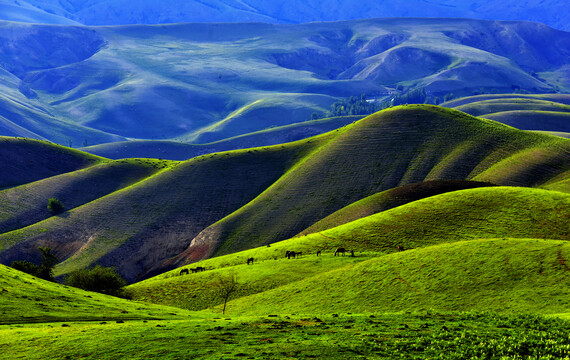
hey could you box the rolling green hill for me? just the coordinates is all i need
[0,136,103,189]
[227,238,570,315]
[179,105,570,265]
[297,180,495,236]
[0,135,330,282]
[0,158,170,235]
[0,105,569,283]
[128,186,570,311]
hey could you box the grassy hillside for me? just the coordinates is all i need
[0,158,170,235]
[0,264,192,324]
[482,111,570,132]
[298,180,495,236]
[226,239,570,315]
[453,99,570,117]
[0,135,330,282]
[0,136,103,189]
[180,105,570,263]
[443,94,570,108]
[129,186,569,311]
[1,105,569,283]
[315,186,570,252]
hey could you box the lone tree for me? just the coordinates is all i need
[47,198,64,215]
[216,273,239,315]
[10,247,58,281]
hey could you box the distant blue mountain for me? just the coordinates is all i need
[3,0,569,31]
[0,18,568,147]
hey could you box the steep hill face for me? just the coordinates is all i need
[0,19,568,148]
[0,105,568,281]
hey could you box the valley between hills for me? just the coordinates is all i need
[1,13,570,360]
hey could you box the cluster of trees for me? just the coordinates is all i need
[10,247,58,281]
[10,247,129,298]
[313,89,456,120]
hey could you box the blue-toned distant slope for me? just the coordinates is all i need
[0,18,568,149]
[5,1,570,31]
[444,94,570,133]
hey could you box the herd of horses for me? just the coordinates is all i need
[179,245,406,275]
[179,266,205,275]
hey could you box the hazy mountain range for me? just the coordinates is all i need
[1,18,568,149]
[1,0,569,31]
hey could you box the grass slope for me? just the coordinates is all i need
[0,264,192,324]
[482,111,570,132]
[1,106,569,283]
[130,186,568,311]
[0,158,170,235]
[0,136,103,189]
[3,312,569,359]
[180,105,570,263]
[452,98,570,117]
[443,94,570,108]
[298,180,495,236]
[315,186,569,253]
[226,239,570,315]
[445,94,570,133]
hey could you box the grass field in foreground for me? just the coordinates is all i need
[1,312,569,359]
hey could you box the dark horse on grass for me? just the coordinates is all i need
[286,250,302,259]
[334,247,346,256]
[247,257,254,265]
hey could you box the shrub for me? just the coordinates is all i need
[47,198,64,215]
[10,260,40,276]
[10,247,58,281]
[65,266,128,297]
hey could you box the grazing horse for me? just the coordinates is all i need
[334,247,346,256]
[397,245,404,252]
[196,266,205,272]
[286,251,297,259]
[316,250,321,256]
[180,269,189,275]
[247,257,254,265]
